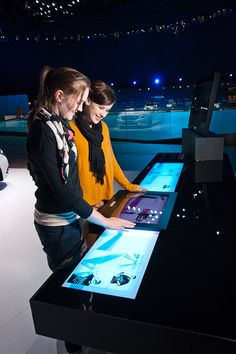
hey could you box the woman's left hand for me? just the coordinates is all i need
[125,183,147,193]
[136,185,147,192]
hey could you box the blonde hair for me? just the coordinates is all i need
[28,66,90,129]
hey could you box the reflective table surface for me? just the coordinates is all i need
[30,153,236,354]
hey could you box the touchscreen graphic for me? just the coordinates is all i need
[62,229,159,299]
[100,191,177,231]
[119,194,168,224]
[139,162,184,192]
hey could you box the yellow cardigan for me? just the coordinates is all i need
[70,120,139,206]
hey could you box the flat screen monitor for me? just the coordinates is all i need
[139,162,184,192]
[100,191,177,231]
[188,72,220,136]
[62,229,159,299]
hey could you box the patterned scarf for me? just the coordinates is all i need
[75,113,105,184]
[38,107,77,183]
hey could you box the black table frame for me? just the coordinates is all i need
[30,152,236,354]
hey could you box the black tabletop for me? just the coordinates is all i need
[30,152,236,353]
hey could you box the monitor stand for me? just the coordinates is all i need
[182,128,224,161]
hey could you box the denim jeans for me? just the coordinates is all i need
[35,219,83,353]
[34,219,83,271]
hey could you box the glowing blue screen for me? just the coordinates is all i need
[140,162,184,192]
[62,229,159,299]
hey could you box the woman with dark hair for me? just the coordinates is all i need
[71,81,145,207]
[26,68,135,354]
[70,80,146,245]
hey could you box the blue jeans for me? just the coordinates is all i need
[34,219,83,271]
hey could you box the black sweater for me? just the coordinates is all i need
[26,118,93,219]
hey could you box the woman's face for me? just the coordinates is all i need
[84,99,114,125]
[55,87,89,120]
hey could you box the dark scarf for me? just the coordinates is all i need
[37,107,77,183]
[75,113,105,184]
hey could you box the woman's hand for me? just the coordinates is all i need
[125,183,147,193]
[136,185,147,192]
[105,217,135,230]
[86,209,135,230]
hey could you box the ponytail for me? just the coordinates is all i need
[27,66,90,131]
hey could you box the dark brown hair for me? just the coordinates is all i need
[28,66,90,130]
[89,80,115,105]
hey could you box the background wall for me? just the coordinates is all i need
[0,10,235,94]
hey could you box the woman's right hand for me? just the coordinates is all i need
[86,209,135,231]
[105,217,135,230]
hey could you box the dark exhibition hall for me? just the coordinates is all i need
[0,0,236,92]
[0,1,236,354]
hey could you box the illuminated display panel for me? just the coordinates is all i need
[62,229,159,299]
[139,162,184,192]
[101,191,177,231]
[119,194,168,224]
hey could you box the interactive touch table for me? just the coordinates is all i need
[30,152,236,354]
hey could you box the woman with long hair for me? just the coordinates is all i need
[26,67,135,354]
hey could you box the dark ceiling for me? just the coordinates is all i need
[1,0,177,24]
[0,0,235,93]
[1,0,234,31]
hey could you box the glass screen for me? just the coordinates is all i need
[119,193,168,224]
[62,229,159,299]
[139,162,184,192]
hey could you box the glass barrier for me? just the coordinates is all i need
[106,109,236,141]
[106,110,187,140]
[0,109,235,141]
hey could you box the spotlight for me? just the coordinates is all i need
[154,78,160,85]
[132,80,137,85]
